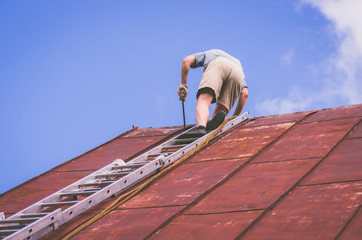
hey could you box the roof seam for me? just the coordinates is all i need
[53,169,97,173]
[118,134,181,139]
[299,179,362,187]
[182,209,265,216]
[251,157,322,164]
[184,158,248,164]
[300,115,362,124]
[346,136,362,140]
[117,204,187,210]
[235,116,361,240]
[145,112,316,239]
[335,205,362,239]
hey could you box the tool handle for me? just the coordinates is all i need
[182,100,186,128]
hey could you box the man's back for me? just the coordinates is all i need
[192,49,242,71]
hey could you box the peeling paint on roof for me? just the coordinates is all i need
[1,105,361,239]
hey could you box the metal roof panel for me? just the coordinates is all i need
[302,104,362,123]
[150,211,262,240]
[189,122,294,162]
[72,207,184,240]
[122,159,246,208]
[186,159,319,214]
[302,138,362,185]
[253,118,359,163]
[242,182,362,239]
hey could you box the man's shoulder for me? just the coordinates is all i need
[205,49,225,55]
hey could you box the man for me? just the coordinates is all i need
[177,49,248,137]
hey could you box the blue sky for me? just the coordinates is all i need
[1,0,361,194]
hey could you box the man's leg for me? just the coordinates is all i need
[206,103,228,131]
[195,92,214,127]
[211,103,229,118]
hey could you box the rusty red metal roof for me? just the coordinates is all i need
[1,104,361,239]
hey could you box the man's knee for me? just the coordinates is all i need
[197,92,214,104]
[197,87,216,101]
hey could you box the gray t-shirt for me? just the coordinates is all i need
[192,49,243,71]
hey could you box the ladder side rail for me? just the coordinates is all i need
[126,126,198,165]
[3,209,62,240]
[161,112,250,169]
[4,156,164,240]
[128,112,249,167]
[217,112,250,136]
[60,123,219,222]
[5,159,128,220]
[60,157,164,223]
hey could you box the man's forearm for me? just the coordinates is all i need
[233,100,244,116]
[233,89,248,116]
[181,55,196,85]
[181,63,190,85]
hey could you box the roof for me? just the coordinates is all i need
[0,104,361,239]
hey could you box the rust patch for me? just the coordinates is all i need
[242,182,362,239]
[186,159,319,214]
[339,207,362,240]
[243,111,312,127]
[150,211,262,240]
[70,207,184,240]
[189,122,294,162]
[253,118,359,163]
[121,160,246,208]
[303,104,362,123]
[302,138,362,185]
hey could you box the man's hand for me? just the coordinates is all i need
[177,84,188,101]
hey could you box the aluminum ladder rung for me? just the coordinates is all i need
[60,190,97,197]
[1,209,61,240]
[41,201,79,208]
[162,144,187,150]
[0,229,16,236]
[78,180,115,187]
[0,112,250,240]
[111,162,147,170]
[173,137,198,144]
[0,225,22,230]
[0,218,39,224]
[147,152,172,158]
[20,213,50,218]
[95,171,133,179]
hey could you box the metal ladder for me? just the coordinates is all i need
[0,112,250,240]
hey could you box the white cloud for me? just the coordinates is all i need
[281,48,295,65]
[257,0,362,115]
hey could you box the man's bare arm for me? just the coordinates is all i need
[181,55,196,85]
[233,87,248,116]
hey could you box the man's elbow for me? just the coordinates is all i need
[182,55,195,68]
[241,87,248,100]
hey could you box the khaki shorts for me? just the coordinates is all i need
[197,57,246,111]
